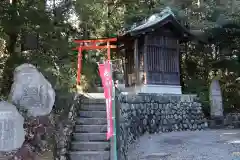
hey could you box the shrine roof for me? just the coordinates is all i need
[120,7,207,43]
[122,7,186,35]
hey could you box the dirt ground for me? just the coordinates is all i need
[128,129,240,160]
[0,151,53,160]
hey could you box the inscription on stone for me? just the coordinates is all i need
[0,102,25,152]
[209,79,223,117]
[9,64,55,117]
[0,118,14,150]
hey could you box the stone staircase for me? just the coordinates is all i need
[69,99,110,160]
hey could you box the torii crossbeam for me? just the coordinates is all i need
[73,38,117,86]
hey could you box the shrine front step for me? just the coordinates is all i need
[82,98,106,104]
[81,99,106,111]
[69,98,110,160]
[71,142,110,151]
[75,125,107,133]
[79,111,107,118]
[73,133,107,141]
[70,151,110,160]
[76,118,107,125]
[81,104,106,111]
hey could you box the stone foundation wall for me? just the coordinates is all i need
[207,113,240,129]
[224,113,240,128]
[117,93,208,160]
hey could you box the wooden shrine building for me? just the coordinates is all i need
[117,7,204,94]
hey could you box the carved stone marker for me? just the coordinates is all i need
[209,79,224,128]
[0,101,25,152]
[9,63,55,117]
[209,79,223,118]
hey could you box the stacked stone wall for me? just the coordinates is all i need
[116,93,208,160]
[54,95,80,160]
[223,113,240,128]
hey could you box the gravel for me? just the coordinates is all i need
[127,129,240,160]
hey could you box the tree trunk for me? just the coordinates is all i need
[0,33,18,96]
[0,0,20,96]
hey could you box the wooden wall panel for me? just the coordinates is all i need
[145,33,180,85]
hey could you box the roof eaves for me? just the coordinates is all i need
[131,13,174,32]
[125,7,176,35]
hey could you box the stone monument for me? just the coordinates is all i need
[0,101,25,152]
[209,79,224,128]
[9,63,55,117]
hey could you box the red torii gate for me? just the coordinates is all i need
[73,38,117,86]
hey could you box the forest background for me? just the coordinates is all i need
[0,0,239,120]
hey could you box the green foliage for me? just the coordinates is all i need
[0,0,79,158]
[0,0,239,121]
[0,2,240,158]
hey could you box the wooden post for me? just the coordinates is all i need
[107,41,111,61]
[134,38,139,85]
[143,36,148,84]
[177,40,181,86]
[124,46,129,87]
[77,47,82,85]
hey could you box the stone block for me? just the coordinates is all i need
[81,103,106,111]
[76,118,107,125]
[69,151,110,160]
[71,142,110,151]
[79,111,106,118]
[73,133,107,142]
[75,125,107,133]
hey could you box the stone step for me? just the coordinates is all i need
[81,103,106,111]
[71,142,110,151]
[79,111,106,118]
[70,151,110,160]
[82,98,105,104]
[73,133,107,141]
[76,118,107,125]
[75,125,107,133]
